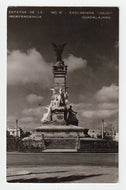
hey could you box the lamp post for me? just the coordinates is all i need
[102,119,104,139]
[16,119,18,137]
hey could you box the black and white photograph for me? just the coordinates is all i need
[7,6,118,183]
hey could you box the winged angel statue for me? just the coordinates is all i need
[51,42,67,61]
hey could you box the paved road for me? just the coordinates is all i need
[7,152,118,183]
[7,152,118,167]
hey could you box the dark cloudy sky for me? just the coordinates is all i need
[7,7,119,131]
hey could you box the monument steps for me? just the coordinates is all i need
[45,138,76,149]
[42,149,77,153]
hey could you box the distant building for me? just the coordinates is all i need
[114,132,119,142]
[83,129,90,137]
[7,128,21,137]
[88,129,102,138]
[7,119,21,137]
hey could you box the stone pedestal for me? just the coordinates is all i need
[35,125,84,138]
[32,125,84,149]
[51,111,66,125]
[53,61,67,92]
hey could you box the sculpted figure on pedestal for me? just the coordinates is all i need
[52,42,67,61]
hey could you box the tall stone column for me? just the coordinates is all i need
[53,61,67,92]
[50,60,68,125]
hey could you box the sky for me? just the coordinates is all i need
[7,7,119,131]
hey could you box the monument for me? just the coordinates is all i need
[33,43,84,148]
[41,43,78,126]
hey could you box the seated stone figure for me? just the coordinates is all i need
[41,103,52,123]
[66,105,78,126]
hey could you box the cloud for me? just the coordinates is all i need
[96,55,118,70]
[7,116,17,128]
[7,50,87,86]
[95,84,118,102]
[72,102,93,112]
[7,48,52,86]
[7,116,17,123]
[97,102,118,110]
[71,99,118,128]
[26,94,43,104]
[7,114,41,131]
[20,116,36,123]
[64,54,87,72]
[81,109,117,119]
[79,94,87,101]
[22,106,44,118]
[20,106,48,129]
